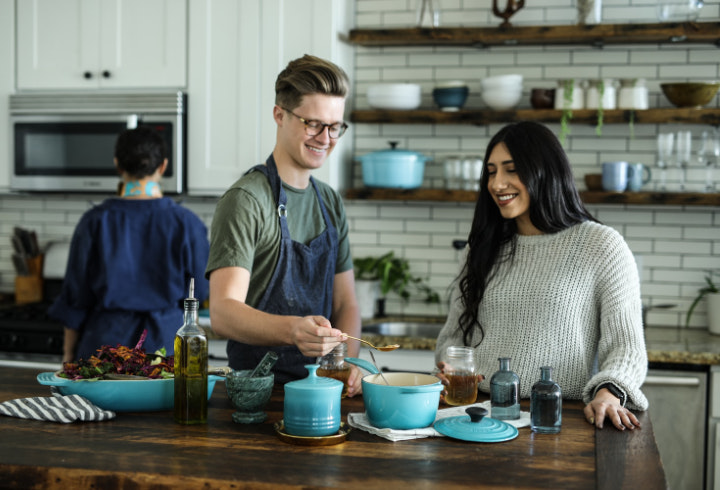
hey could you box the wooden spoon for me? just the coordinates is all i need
[343,334,400,352]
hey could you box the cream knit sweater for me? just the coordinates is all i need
[436,221,649,410]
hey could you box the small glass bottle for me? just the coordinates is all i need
[443,346,478,406]
[531,366,562,434]
[317,343,351,398]
[490,357,520,420]
[174,278,208,424]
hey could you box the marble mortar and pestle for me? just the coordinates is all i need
[225,351,278,423]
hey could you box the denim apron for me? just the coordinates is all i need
[227,154,338,384]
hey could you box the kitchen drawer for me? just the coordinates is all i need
[643,369,708,490]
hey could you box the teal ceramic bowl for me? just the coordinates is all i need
[432,86,469,111]
[37,372,222,412]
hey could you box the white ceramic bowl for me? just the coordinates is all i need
[481,87,523,110]
[367,83,422,110]
[434,80,468,89]
[480,74,524,91]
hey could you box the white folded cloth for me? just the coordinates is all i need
[0,394,116,423]
[347,400,530,442]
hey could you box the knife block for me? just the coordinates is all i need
[15,255,44,305]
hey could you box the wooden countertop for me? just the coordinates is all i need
[0,367,666,489]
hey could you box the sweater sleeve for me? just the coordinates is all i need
[582,228,649,410]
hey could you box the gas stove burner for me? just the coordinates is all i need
[0,301,64,355]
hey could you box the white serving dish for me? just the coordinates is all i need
[367,83,422,110]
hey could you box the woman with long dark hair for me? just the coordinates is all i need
[435,121,648,431]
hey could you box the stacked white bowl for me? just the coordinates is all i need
[366,83,422,110]
[480,74,523,110]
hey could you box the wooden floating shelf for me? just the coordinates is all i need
[344,188,720,206]
[350,108,720,126]
[348,22,720,48]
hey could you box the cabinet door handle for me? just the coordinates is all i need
[83,71,93,79]
[643,375,701,387]
[102,70,111,78]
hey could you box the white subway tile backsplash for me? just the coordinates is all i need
[683,256,720,271]
[656,240,712,255]
[624,225,684,240]
[380,232,432,247]
[380,204,432,219]
[685,226,720,241]
[406,219,458,233]
[354,218,406,232]
[659,64,719,80]
[656,212,714,226]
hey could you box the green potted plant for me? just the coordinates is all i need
[686,272,720,333]
[353,251,440,318]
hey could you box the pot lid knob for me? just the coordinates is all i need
[388,141,399,150]
[466,406,488,423]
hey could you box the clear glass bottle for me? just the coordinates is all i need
[174,278,208,424]
[443,346,478,406]
[490,357,520,420]
[531,366,562,434]
[317,342,351,398]
[698,129,720,193]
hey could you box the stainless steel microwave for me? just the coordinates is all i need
[10,91,186,194]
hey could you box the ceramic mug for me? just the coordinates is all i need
[627,163,652,191]
[602,161,629,192]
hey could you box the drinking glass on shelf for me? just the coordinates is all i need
[656,132,674,191]
[676,130,692,191]
[698,129,720,193]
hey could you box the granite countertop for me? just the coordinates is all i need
[361,317,720,368]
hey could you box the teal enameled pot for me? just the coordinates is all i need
[345,357,443,430]
[283,364,343,437]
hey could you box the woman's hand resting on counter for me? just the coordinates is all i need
[584,388,641,431]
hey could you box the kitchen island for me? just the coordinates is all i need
[0,367,666,489]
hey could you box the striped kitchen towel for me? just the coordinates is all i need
[0,395,116,423]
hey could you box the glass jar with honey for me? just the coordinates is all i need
[317,343,351,398]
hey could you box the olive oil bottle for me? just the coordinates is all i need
[174,278,208,424]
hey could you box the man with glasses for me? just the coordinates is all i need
[206,55,362,394]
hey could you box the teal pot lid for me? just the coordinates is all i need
[434,407,519,443]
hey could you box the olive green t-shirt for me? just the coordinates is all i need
[205,168,352,307]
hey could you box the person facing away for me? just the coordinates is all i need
[205,54,363,393]
[49,126,210,363]
[435,121,648,431]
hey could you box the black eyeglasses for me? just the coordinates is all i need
[282,107,348,139]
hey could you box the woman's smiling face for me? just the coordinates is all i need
[486,142,541,236]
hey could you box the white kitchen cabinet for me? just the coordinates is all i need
[643,369,708,490]
[16,0,187,90]
[0,0,14,191]
[186,0,354,195]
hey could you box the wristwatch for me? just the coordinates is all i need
[597,382,627,407]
